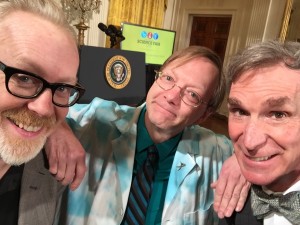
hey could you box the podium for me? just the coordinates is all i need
[77,46,146,106]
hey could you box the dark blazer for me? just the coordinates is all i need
[218,192,263,225]
[18,150,65,225]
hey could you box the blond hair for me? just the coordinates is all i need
[160,46,225,113]
[0,0,77,44]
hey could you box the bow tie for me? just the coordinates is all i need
[251,185,300,224]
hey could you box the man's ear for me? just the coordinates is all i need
[194,107,214,125]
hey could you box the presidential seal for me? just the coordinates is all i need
[105,55,131,89]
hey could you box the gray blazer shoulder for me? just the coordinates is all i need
[18,150,65,225]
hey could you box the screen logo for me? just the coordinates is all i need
[141,31,159,40]
[105,55,131,89]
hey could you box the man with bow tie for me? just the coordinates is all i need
[219,40,300,225]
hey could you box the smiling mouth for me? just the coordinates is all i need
[9,118,42,132]
[154,102,173,114]
[248,155,275,162]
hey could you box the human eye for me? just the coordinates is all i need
[11,73,40,88]
[55,86,72,98]
[184,89,200,103]
[268,111,287,119]
[161,74,175,83]
[229,107,248,117]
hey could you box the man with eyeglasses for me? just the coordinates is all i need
[49,45,249,225]
[0,0,86,224]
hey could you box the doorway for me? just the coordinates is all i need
[190,16,232,62]
[190,16,231,134]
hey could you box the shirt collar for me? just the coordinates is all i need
[136,106,182,161]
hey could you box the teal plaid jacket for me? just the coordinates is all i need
[63,97,233,225]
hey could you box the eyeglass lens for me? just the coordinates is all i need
[8,73,81,107]
[156,73,202,107]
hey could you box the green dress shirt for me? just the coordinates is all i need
[135,107,182,224]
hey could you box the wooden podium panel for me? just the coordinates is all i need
[77,46,146,105]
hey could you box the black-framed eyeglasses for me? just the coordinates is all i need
[154,70,207,107]
[0,61,85,107]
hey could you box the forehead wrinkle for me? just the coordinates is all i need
[12,59,77,84]
[168,68,208,93]
[0,12,78,84]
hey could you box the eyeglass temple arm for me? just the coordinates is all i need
[76,82,85,89]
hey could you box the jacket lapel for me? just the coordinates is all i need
[162,138,198,218]
[113,134,136,210]
[19,151,63,225]
[113,106,142,211]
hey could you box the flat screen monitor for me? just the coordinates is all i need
[121,22,176,65]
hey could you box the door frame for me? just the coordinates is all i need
[177,9,236,65]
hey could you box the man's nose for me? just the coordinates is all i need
[165,85,182,105]
[243,119,267,151]
[27,89,55,117]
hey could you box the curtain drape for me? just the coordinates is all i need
[106,0,167,47]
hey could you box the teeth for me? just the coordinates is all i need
[250,156,270,162]
[26,126,40,132]
[14,120,41,132]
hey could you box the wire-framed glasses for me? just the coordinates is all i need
[155,70,207,107]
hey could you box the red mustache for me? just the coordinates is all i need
[2,108,56,129]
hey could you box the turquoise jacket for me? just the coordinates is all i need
[64,98,233,225]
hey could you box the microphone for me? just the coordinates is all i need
[98,23,108,33]
[107,25,117,37]
[108,25,125,40]
[115,30,125,40]
[98,23,125,47]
